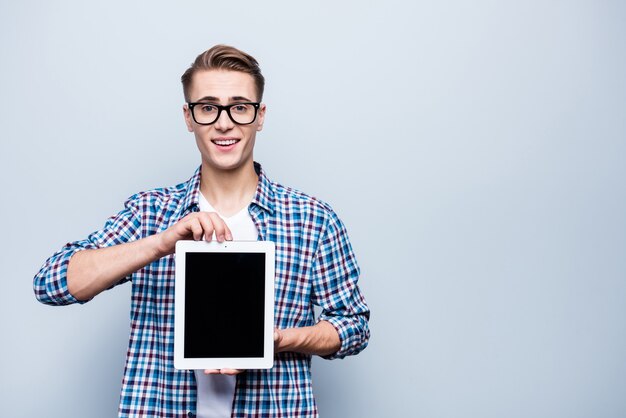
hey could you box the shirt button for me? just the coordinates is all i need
[187,412,196,417]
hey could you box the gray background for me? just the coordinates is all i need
[1,1,625,417]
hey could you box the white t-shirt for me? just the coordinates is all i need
[194,193,259,418]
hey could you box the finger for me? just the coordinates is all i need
[207,212,231,242]
[189,218,204,241]
[196,213,216,242]
[220,368,244,375]
[274,328,283,352]
[224,222,233,241]
[203,369,221,375]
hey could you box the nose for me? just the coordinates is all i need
[214,108,234,131]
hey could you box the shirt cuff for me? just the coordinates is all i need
[36,248,88,306]
[318,314,368,360]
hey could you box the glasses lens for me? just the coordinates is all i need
[229,104,257,124]
[192,104,219,124]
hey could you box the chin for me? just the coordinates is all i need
[205,157,251,173]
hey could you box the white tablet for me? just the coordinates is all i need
[174,240,275,370]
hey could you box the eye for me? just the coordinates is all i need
[199,104,216,113]
[231,104,251,113]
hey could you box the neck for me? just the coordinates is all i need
[199,161,258,217]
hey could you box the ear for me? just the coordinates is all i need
[256,103,267,132]
[183,104,194,132]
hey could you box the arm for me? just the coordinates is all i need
[203,210,361,376]
[274,321,340,356]
[206,209,369,376]
[269,210,370,361]
[67,235,161,301]
[271,211,369,360]
[206,322,340,376]
[33,196,144,306]
[67,212,232,301]
[308,210,370,360]
[34,193,231,304]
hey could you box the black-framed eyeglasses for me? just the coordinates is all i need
[187,102,260,125]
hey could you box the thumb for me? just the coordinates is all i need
[273,328,283,352]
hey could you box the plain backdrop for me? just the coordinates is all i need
[1,1,625,417]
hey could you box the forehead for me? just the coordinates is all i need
[189,70,257,102]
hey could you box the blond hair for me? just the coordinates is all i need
[181,45,265,102]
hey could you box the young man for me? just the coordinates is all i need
[34,45,370,417]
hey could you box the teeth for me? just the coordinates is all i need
[214,139,238,146]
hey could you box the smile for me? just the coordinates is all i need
[212,139,240,147]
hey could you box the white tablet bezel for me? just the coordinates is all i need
[174,240,275,370]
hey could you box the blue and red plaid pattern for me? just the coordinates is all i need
[34,163,370,417]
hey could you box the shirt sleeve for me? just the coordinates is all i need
[311,210,370,360]
[33,194,144,306]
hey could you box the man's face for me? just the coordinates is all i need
[183,70,266,173]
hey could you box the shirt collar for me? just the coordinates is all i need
[251,161,276,215]
[181,162,275,215]
[181,166,202,213]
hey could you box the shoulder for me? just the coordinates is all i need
[270,180,341,224]
[123,179,190,214]
[269,181,354,257]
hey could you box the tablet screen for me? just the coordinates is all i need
[184,252,265,358]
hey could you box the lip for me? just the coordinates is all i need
[211,137,241,151]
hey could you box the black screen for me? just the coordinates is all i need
[184,252,265,358]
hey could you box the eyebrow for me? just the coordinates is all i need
[193,95,255,103]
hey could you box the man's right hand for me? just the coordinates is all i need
[155,212,233,257]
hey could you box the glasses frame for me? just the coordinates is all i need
[187,102,261,126]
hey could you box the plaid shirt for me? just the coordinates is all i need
[34,163,370,417]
